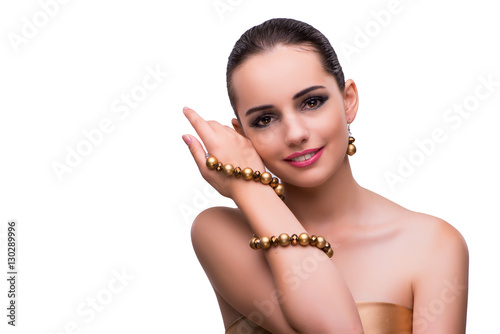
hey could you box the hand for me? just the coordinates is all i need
[182,107,266,199]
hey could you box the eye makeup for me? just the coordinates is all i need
[301,94,329,111]
[249,112,276,128]
[248,93,330,128]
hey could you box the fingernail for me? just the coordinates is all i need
[183,106,190,112]
[182,135,191,146]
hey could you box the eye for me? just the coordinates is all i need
[307,99,319,108]
[302,95,328,111]
[260,116,272,125]
[250,113,276,128]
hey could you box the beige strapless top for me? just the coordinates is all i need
[225,301,412,333]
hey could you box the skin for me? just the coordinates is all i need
[183,45,469,333]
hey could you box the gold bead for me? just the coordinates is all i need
[347,143,356,156]
[260,172,272,185]
[349,136,355,144]
[260,236,271,249]
[274,184,285,196]
[252,171,261,181]
[254,239,261,249]
[216,162,223,171]
[278,233,290,246]
[234,167,242,177]
[222,164,234,176]
[206,156,218,169]
[323,242,331,250]
[298,233,310,246]
[249,237,259,250]
[291,234,298,246]
[270,177,279,188]
[242,168,254,180]
[309,235,317,246]
[325,247,334,258]
[270,236,278,247]
[279,195,285,201]
[316,236,326,249]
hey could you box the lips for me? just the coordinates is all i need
[284,147,322,160]
[284,147,324,168]
[290,151,316,162]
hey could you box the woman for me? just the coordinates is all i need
[182,18,468,333]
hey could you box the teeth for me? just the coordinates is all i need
[291,152,315,162]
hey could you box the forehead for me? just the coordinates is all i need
[232,45,337,115]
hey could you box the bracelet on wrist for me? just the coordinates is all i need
[249,232,334,258]
[206,154,285,200]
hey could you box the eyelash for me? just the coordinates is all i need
[302,95,328,111]
[249,95,329,128]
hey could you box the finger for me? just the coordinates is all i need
[182,134,207,170]
[207,120,227,131]
[183,107,215,143]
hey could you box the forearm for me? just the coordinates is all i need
[232,181,363,333]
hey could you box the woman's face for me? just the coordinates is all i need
[231,45,358,187]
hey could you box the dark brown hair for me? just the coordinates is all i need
[226,18,345,115]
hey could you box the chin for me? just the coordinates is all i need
[267,154,346,189]
[268,166,333,189]
[285,176,331,189]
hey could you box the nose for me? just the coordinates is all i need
[283,113,309,147]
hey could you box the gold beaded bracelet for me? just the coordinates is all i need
[205,154,285,200]
[249,232,334,258]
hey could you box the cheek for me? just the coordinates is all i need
[246,129,281,163]
[247,126,279,146]
[311,111,349,162]
[327,119,347,140]
[312,108,346,139]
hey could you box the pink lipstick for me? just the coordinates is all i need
[284,147,324,168]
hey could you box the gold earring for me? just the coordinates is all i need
[346,123,356,156]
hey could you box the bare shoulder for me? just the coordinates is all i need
[191,206,254,263]
[366,189,469,275]
[370,189,468,255]
[376,192,469,283]
[400,209,468,258]
[383,204,470,331]
[191,206,250,245]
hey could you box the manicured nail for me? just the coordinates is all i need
[182,135,191,146]
[183,106,190,112]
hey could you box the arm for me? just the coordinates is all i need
[192,194,363,333]
[412,218,469,333]
[192,206,301,333]
[184,107,363,333]
[232,181,362,333]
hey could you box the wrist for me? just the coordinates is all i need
[232,179,292,236]
[230,170,284,202]
[231,177,279,204]
[205,154,285,208]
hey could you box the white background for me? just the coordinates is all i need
[1,0,499,333]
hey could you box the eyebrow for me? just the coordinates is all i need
[293,85,326,99]
[244,85,326,117]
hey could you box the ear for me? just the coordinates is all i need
[231,118,246,137]
[343,79,359,124]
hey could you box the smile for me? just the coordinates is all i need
[285,147,324,168]
[291,151,317,162]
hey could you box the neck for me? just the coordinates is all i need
[282,156,367,230]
